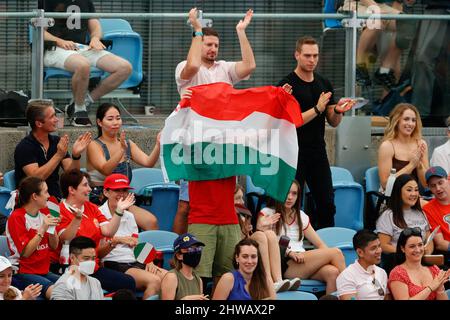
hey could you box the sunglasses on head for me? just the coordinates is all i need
[402,227,422,237]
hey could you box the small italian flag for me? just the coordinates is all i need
[134,242,156,264]
[46,197,60,235]
[161,82,303,202]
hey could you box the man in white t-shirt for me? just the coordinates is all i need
[336,230,391,300]
[173,7,256,284]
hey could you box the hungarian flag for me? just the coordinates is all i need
[160,82,303,202]
[46,196,60,235]
[134,242,157,264]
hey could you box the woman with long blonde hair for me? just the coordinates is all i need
[378,103,429,189]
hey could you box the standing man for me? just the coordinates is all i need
[174,7,256,287]
[41,0,132,126]
[278,36,354,229]
[336,229,390,300]
[423,166,450,257]
[14,99,91,200]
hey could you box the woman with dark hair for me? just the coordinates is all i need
[234,184,297,292]
[55,169,137,293]
[86,102,159,230]
[376,174,433,273]
[256,180,346,294]
[388,227,449,300]
[213,238,276,300]
[5,176,60,299]
[161,232,208,300]
[378,103,429,190]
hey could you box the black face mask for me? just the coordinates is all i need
[182,250,202,268]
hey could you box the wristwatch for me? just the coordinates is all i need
[192,31,203,37]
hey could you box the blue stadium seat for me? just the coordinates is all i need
[446,289,450,299]
[316,227,357,266]
[130,168,165,194]
[298,279,326,294]
[331,166,354,182]
[139,183,180,232]
[138,230,178,270]
[277,291,318,300]
[364,166,387,230]
[323,0,342,30]
[3,170,15,191]
[245,175,266,215]
[0,235,10,257]
[0,187,13,217]
[146,294,160,300]
[99,19,144,89]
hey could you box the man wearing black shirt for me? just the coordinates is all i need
[278,36,354,229]
[40,0,132,127]
[14,99,91,199]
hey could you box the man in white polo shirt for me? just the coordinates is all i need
[336,229,391,300]
[173,7,256,287]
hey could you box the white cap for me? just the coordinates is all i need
[0,256,12,272]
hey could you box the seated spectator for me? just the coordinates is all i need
[86,102,158,230]
[41,0,132,126]
[14,99,91,200]
[388,227,450,300]
[55,169,136,293]
[337,229,391,300]
[378,104,428,190]
[234,184,298,292]
[213,238,276,300]
[422,167,450,256]
[376,174,433,274]
[5,176,60,299]
[112,289,137,300]
[161,232,208,300]
[430,116,450,174]
[0,256,42,300]
[257,180,345,294]
[342,0,406,89]
[51,236,103,300]
[100,173,167,299]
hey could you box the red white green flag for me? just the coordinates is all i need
[160,82,303,202]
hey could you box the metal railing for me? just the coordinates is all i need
[1,10,449,116]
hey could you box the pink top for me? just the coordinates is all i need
[388,265,440,300]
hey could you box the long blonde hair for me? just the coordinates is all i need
[383,103,422,142]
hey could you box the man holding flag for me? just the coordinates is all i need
[172,7,256,288]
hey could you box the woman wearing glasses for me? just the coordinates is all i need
[388,227,450,300]
[99,173,167,300]
[161,232,208,300]
[376,174,433,274]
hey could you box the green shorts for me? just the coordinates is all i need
[188,223,241,278]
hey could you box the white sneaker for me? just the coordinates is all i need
[288,278,301,291]
[274,279,290,293]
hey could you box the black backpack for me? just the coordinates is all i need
[0,89,29,127]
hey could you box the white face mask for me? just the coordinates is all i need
[78,260,96,276]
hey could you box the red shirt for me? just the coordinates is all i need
[388,265,440,300]
[188,177,238,225]
[6,208,52,275]
[423,199,450,241]
[56,201,109,271]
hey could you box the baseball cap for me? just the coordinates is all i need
[0,256,12,272]
[104,174,134,190]
[173,233,205,252]
[425,166,448,183]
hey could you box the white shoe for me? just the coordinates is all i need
[274,279,290,293]
[288,278,301,291]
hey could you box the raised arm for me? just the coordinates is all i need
[234,9,256,79]
[129,133,161,168]
[61,132,92,172]
[179,8,203,81]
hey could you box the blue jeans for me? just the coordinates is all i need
[14,272,60,299]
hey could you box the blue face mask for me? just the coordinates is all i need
[182,247,202,268]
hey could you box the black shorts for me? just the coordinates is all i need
[103,261,146,273]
